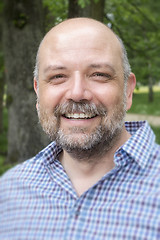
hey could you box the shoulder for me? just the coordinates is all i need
[1,150,44,182]
[0,141,60,195]
[152,142,160,163]
[0,157,41,198]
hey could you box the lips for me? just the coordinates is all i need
[64,113,97,119]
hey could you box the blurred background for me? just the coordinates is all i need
[0,0,160,175]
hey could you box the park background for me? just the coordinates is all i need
[0,0,160,175]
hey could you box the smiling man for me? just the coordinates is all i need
[34,18,135,194]
[1,18,160,240]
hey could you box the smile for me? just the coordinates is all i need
[64,113,97,119]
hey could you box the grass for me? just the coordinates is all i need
[128,91,160,116]
[134,85,160,94]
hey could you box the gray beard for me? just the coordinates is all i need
[37,99,126,161]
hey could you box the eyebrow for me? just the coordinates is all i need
[88,63,116,74]
[44,65,67,73]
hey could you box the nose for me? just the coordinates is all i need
[65,72,92,102]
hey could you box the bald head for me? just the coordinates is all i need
[34,18,131,82]
[44,18,119,44]
[40,18,121,56]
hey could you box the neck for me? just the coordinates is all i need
[59,126,131,196]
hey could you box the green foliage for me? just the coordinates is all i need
[78,0,90,8]
[43,0,68,30]
[0,0,3,13]
[0,51,4,79]
[105,0,160,86]
[0,0,4,79]
[0,156,14,176]
[0,107,11,176]
[0,108,8,155]
[13,13,28,29]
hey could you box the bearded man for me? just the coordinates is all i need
[1,18,160,240]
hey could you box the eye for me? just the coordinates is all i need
[52,74,66,79]
[91,72,112,81]
[48,74,67,84]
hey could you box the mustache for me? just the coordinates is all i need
[54,100,107,117]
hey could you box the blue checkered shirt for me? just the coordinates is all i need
[0,121,160,240]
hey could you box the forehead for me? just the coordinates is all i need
[39,20,123,70]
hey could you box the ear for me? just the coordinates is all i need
[34,78,39,110]
[126,73,136,111]
[34,78,38,96]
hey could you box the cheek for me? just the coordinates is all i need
[94,86,123,108]
[38,86,63,109]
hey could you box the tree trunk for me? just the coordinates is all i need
[90,0,105,22]
[148,62,154,102]
[0,73,4,134]
[68,0,105,22]
[68,0,90,18]
[0,8,5,134]
[2,0,50,163]
[148,75,154,102]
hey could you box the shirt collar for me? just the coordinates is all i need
[121,121,156,169]
[38,121,155,170]
[35,141,62,166]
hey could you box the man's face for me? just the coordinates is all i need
[35,21,133,158]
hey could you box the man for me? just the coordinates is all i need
[0,18,160,240]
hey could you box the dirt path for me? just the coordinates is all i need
[126,113,160,127]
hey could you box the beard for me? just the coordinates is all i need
[37,96,126,161]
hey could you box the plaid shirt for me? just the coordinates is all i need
[0,121,160,240]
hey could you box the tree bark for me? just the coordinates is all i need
[2,0,50,163]
[90,0,105,22]
[148,62,154,102]
[0,73,4,134]
[68,0,105,22]
[68,0,90,18]
[148,75,154,102]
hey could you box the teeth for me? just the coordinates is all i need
[65,113,95,119]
